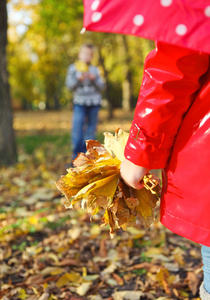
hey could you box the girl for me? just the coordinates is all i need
[120,41,210,299]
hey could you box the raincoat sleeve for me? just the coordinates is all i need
[124,42,209,169]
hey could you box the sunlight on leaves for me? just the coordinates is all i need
[76,282,92,296]
[56,129,161,237]
[18,288,28,300]
[56,272,81,287]
[112,290,144,300]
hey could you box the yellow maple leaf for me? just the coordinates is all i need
[104,128,129,161]
[74,173,119,202]
[56,272,81,288]
[75,60,89,72]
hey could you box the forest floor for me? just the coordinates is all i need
[0,109,202,300]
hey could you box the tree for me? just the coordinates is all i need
[0,0,17,165]
[8,0,154,114]
[27,0,85,110]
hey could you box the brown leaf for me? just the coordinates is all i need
[112,273,124,285]
[134,187,159,228]
[25,274,44,285]
[57,258,79,266]
[156,268,172,297]
[187,271,200,295]
[127,262,159,273]
[99,238,108,258]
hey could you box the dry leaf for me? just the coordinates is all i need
[55,129,161,237]
[112,273,124,285]
[57,258,79,266]
[101,262,117,277]
[156,268,173,296]
[56,272,81,287]
[38,293,50,300]
[76,282,92,296]
[104,129,129,161]
[40,266,64,276]
[18,288,27,300]
[25,274,44,285]
[0,263,11,277]
[112,291,144,300]
[187,271,200,295]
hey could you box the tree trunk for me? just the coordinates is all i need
[0,0,17,165]
[54,93,60,110]
[45,90,51,110]
[98,47,113,120]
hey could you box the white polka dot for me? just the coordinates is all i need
[91,12,102,23]
[133,15,144,26]
[160,0,172,7]
[175,24,187,36]
[91,0,100,11]
[204,6,210,17]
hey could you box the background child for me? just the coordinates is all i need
[66,44,105,163]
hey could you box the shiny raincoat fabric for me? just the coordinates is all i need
[124,42,210,246]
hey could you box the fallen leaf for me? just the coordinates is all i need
[68,226,82,240]
[101,262,117,277]
[127,262,158,272]
[88,295,103,300]
[40,266,64,276]
[187,271,200,295]
[38,293,50,300]
[112,273,124,285]
[18,288,27,300]
[76,282,92,296]
[0,263,11,277]
[57,258,79,266]
[25,274,44,285]
[156,268,172,296]
[112,291,144,300]
[56,272,81,287]
[83,274,100,281]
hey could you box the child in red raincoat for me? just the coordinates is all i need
[120,41,210,299]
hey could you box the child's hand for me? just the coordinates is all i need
[86,72,96,81]
[78,73,87,81]
[120,159,150,190]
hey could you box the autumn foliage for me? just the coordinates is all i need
[0,112,203,299]
[56,129,161,237]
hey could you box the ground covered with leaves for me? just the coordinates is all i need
[0,111,203,300]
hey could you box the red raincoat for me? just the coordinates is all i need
[124,42,210,246]
[83,0,210,246]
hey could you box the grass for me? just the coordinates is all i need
[17,131,106,155]
[16,133,70,155]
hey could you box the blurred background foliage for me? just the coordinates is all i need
[7,0,154,114]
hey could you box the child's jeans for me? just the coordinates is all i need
[71,104,100,160]
[201,245,210,293]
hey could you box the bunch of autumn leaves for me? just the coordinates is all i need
[55,129,161,238]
